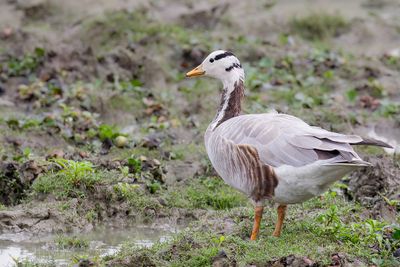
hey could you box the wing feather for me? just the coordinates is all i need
[213,113,363,167]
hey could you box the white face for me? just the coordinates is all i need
[186,50,244,84]
[201,50,241,78]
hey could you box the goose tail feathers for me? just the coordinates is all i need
[322,159,372,167]
[353,137,393,149]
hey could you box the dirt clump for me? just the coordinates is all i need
[263,255,318,267]
[348,155,400,202]
[0,160,44,205]
[0,162,24,206]
[179,3,229,30]
[180,47,208,69]
[0,204,72,238]
[347,155,400,222]
[14,0,52,20]
[105,251,158,267]
[329,253,366,267]
[212,250,236,267]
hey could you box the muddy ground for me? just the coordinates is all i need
[0,0,400,266]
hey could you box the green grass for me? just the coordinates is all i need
[290,13,350,40]
[98,123,127,142]
[106,224,354,266]
[11,260,56,267]
[104,190,400,266]
[32,159,102,199]
[81,10,207,54]
[382,54,400,71]
[113,182,162,212]
[355,145,386,156]
[165,176,248,210]
[55,235,89,249]
[34,165,247,220]
[31,158,167,218]
[2,47,45,76]
[107,92,145,117]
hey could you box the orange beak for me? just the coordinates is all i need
[186,65,205,77]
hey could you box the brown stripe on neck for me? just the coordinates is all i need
[215,80,244,128]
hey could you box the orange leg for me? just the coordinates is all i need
[250,206,264,240]
[272,204,287,237]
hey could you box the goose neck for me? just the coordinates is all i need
[210,79,244,130]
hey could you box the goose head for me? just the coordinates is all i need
[186,50,244,85]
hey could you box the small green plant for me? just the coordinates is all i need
[378,100,400,118]
[278,33,289,45]
[6,118,41,130]
[5,47,45,76]
[120,166,130,177]
[57,202,70,211]
[98,124,124,141]
[211,235,226,248]
[32,159,100,198]
[85,209,98,222]
[314,204,400,260]
[117,79,144,94]
[322,70,334,80]
[290,13,349,40]
[53,159,94,186]
[72,255,100,266]
[381,194,400,208]
[382,54,400,70]
[147,181,161,194]
[113,182,140,200]
[346,88,358,102]
[113,182,161,212]
[13,147,32,162]
[55,235,89,249]
[127,156,142,174]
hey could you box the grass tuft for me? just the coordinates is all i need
[32,160,101,199]
[105,189,400,266]
[166,177,248,210]
[290,13,350,40]
[55,235,89,249]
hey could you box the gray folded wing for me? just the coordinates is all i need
[213,113,364,167]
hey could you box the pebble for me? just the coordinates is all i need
[48,149,64,159]
[114,136,128,148]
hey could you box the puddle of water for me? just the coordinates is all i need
[0,225,177,266]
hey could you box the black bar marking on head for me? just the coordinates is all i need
[214,51,234,61]
[225,63,242,72]
[225,65,234,72]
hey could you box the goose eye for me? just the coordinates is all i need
[209,58,214,63]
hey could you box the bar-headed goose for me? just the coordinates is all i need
[186,50,392,240]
